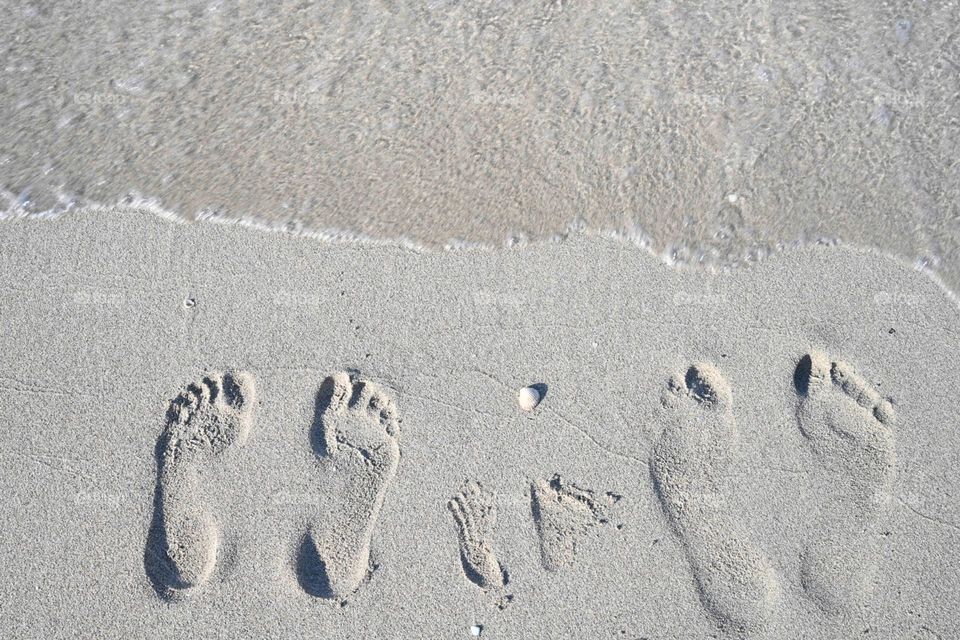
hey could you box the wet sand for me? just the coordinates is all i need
[2,2,959,288]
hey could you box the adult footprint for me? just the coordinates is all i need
[794,352,896,615]
[649,363,778,633]
[144,371,257,598]
[297,373,400,601]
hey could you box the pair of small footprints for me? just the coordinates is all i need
[651,351,897,634]
[144,371,399,602]
[448,475,621,608]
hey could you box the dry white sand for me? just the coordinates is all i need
[0,208,957,638]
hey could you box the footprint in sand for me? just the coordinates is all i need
[794,351,897,615]
[144,371,257,598]
[530,474,621,572]
[649,363,778,633]
[448,480,512,608]
[296,372,400,602]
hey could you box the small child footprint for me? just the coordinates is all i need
[649,363,778,634]
[448,480,511,608]
[530,474,621,572]
[297,373,400,602]
[144,371,257,598]
[794,352,897,615]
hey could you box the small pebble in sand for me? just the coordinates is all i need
[517,386,541,411]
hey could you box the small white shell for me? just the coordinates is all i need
[517,386,541,411]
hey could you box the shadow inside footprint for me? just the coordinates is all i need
[296,535,335,600]
[143,435,183,599]
[309,378,335,458]
[309,373,359,457]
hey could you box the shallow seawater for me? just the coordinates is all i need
[2,1,958,292]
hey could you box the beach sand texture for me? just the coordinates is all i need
[2,1,959,290]
[0,210,957,638]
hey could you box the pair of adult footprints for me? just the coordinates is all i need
[144,372,399,602]
[652,352,896,634]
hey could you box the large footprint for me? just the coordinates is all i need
[144,371,257,598]
[649,363,778,634]
[297,373,400,601]
[794,352,896,615]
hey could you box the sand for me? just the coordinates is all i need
[0,208,957,638]
[2,2,960,292]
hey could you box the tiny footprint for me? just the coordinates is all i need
[144,371,257,598]
[449,480,511,608]
[649,363,778,633]
[794,352,896,615]
[296,372,400,602]
[530,474,620,572]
